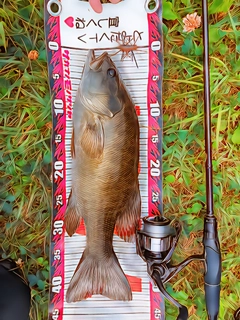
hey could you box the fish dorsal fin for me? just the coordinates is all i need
[81,116,104,158]
[90,94,122,118]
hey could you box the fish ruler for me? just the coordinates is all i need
[45,0,164,319]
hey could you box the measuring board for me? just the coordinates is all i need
[45,0,164,319]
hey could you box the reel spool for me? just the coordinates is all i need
[137,216,176,262]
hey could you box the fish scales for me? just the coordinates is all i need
[65,50,141,303]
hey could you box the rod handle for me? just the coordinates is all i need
[203,216,221,319]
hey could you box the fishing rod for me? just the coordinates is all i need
[201,0,221,317]
[136,0,221,318]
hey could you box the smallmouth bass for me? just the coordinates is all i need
[65,50,141,303]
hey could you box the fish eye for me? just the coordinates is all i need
[107,68,116,78]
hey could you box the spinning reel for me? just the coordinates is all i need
[136,214,221,320]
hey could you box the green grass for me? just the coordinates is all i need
[162,1,240,318]
[0,0,239,319]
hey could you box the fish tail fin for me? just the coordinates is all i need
[65,191,82,237]
[66,249,132,303]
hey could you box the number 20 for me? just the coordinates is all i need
[150,159,160,177]
[54,161,63,180]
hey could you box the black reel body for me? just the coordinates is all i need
[136,215,220,320]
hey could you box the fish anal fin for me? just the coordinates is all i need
[80,117,104,159]
[114,188,141,242]
[65,190,82,237]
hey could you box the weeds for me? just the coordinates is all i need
[162,0,240,319]
[0,0,239,319]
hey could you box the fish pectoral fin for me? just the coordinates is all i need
[81,117,104,158]
[115,187,141,242]
[65,190,82,236]
[91,94,122,118]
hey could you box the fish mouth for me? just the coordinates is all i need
[88,50,108,71]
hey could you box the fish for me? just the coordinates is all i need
[65,50,141,303]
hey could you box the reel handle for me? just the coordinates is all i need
[152,269,188,320]
[203,216,221,320]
